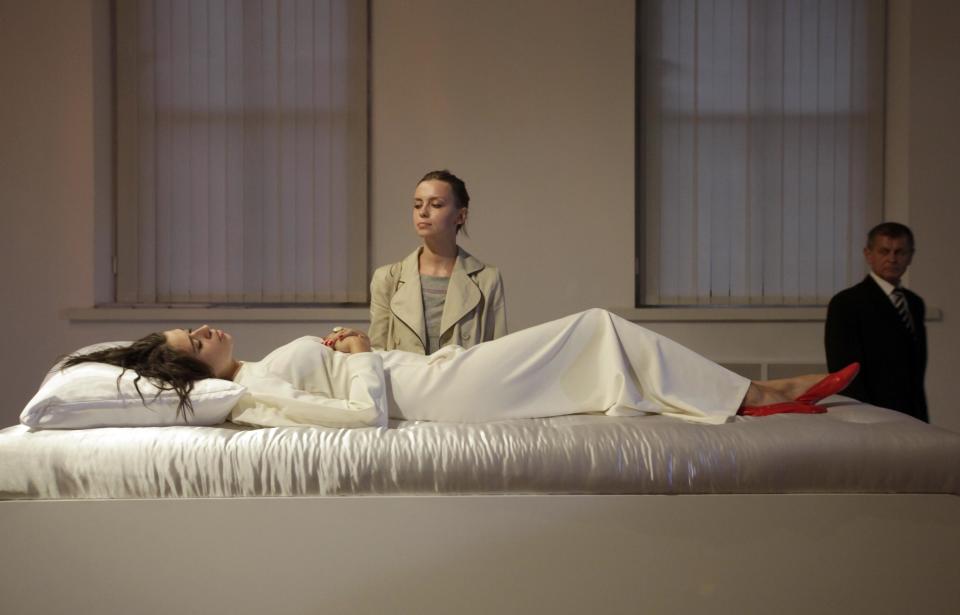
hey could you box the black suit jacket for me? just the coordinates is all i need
[824,276,927,421]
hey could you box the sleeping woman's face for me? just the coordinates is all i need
[164,325,235,379]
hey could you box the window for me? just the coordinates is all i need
[638,0,885,305]
[114,0,367,304]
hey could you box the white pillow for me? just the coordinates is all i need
[40,341,129,387]
[21,349,246,429]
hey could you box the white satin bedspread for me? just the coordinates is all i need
[2,399,959,499]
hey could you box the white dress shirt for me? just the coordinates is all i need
[869,271,901,305]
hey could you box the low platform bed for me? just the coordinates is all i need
[2,399,959,613]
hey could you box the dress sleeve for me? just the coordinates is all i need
[368,265,394,350]
[230,353,387,429]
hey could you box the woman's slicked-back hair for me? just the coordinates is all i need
[61,332,214,419]
[418,169,470,234]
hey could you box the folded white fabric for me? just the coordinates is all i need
[22,358,246,429]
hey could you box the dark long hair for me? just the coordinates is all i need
[62,332,214,418]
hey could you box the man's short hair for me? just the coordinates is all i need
[867,222,915,250]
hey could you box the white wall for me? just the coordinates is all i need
[370,0,635,329]
[0,1,98,418]
[901,0,960,432]
[0,0,958,431]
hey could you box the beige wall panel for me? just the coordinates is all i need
[369,0,636,330]
[902,0,960,432]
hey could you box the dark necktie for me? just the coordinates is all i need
[891,288,915,335]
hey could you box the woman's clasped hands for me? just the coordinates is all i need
[323,327,372,354]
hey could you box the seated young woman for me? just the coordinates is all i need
[367,170,507,354]
[62,309,858,429]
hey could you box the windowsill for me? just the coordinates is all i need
[610,306,943,323]
[64,305,943,324]
[63,305,371,322]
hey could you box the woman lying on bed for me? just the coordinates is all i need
[62,309,858,428]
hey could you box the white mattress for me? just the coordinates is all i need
[2,397,959,499]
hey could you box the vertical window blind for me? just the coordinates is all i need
[639,0,885,305]
[114,0,367,304]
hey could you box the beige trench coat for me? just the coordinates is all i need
[368,247,507,353]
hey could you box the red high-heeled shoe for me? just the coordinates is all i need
[739,401,828,417]
[795,362,860,404]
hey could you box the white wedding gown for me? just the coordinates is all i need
[230,309,751,428]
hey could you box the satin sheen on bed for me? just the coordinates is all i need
[2,400,959,499]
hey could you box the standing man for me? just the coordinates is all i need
[825,222,927,421]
